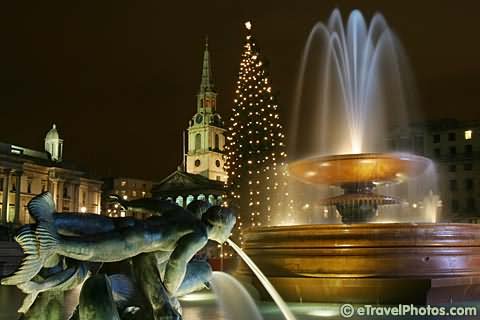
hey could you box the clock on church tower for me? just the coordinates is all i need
[185,38,227,182]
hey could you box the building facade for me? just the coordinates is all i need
[101,177,153,216]
[185,38,227,182]
[388,119,480,222]
[0,124,103,226]
[152,167,224,208]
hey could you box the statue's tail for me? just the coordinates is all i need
[1,193,59,286]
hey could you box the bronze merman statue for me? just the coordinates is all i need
[2,192,235,319]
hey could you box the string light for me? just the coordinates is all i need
[224,21,292,246]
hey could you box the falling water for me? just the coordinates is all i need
[283,9,439,225]
[290,9,416,158]
[210,272,263,320]
[227,239,297,320]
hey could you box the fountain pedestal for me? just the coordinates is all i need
[236,223,480,304]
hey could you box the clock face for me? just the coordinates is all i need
[196,114,203,124]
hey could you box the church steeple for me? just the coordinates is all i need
[186,37,227,182]
[199,36,214,94]
[197,36,217,112]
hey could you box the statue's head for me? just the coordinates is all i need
[202,206,236,243]
[187,200,211,220]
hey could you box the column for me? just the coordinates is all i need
[97,191,101,214]
[73,184,80,212]
[14,172,22,225]
[1,169,11,224]
[57,180,64,212]
[49,179,58,210]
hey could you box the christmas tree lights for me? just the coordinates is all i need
[224,21,290,245]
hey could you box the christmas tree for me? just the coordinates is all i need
[224,21,289,246]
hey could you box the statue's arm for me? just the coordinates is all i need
[163,233,208,295]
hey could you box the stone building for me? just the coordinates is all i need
[0,124,103,225]
[185,38,227,182]
[152,167,224,208]
[151,39,227,208]
[101,177,154,216]
[388,119,480,222]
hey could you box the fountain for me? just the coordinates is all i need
[236,10,480,304]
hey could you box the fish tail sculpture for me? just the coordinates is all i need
[1,192,59,286]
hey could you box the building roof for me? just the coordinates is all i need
[152,169,224,198]
[0,141,98,181]
[199,36,215,94]
[45,123,60,140]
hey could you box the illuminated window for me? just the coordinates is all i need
[465,130,472,140]
[132,190,137,197]
[121,181,126,187]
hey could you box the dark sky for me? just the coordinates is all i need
[0,1,479,181]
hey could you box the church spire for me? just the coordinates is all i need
[199,36,214,94]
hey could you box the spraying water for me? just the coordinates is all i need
[227,239,297,320]
[284,9,439,225]
[291,9,416,157]
[210,272,263,320]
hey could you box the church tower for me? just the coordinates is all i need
[44,123,63,162]
[186,38,227,182]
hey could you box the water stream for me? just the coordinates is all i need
[227,239,297,320]
[210,272,263,320]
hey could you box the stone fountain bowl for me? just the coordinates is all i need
[235,223,480,304]
[288,152,432,186]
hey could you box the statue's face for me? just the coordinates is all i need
[208,216,236,243]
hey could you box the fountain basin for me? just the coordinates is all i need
[288,153,432,186]
[236,223,480,304]
[288,153,433,223]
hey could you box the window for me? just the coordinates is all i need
[216,176,221,181]
[434,148,441,158]
[216,159,221,167]
[121,180,126,187]
[27,180,32,194]
[465,145,473,156]
[195,159,201,167]
[451,199,459,212]
[449,146,456,156]
[142,191,146,197]
[465,179,474,191]
[0,178,3,191]
[195,133,201,150]
[449,180,457,191]
[41,180,47,193]
[465,130,472,140]
[433,134,440,143]
[464,163,473,171]
[448,164,456,173]
[448,132,456,141]
[132,190,137,197]
[63,186,69,198]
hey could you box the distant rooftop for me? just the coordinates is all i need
[0,141,84,173]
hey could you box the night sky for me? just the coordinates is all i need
[0,1,479,181]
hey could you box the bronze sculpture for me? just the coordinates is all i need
[1,192,235,319]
